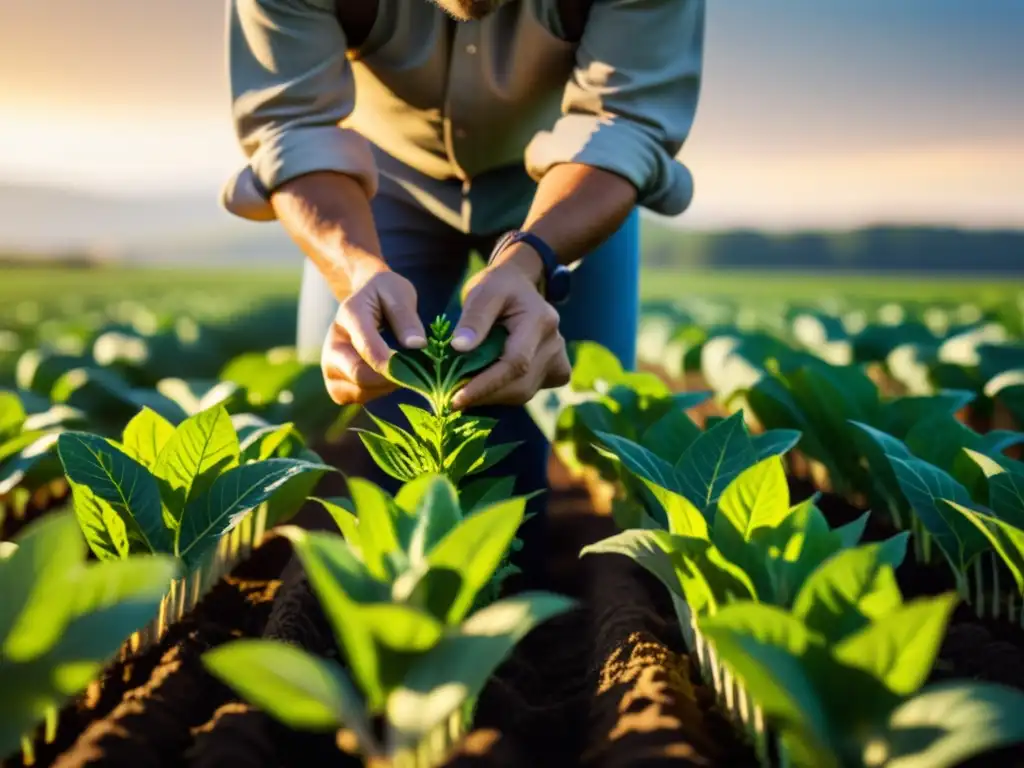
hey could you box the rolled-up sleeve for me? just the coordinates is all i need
[222,0,377,221]
[525,0,704,216]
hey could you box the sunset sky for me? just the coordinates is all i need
[2,0,1022,230]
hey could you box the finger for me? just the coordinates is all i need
[323,342,392,388]
[462,334,565,409]
[324,379,373,406]
[452,325,539,410]
[543,340,572,388]
[451,284,504,352]
[337,299,393,373]
[379,288,427,349]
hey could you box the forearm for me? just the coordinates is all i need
[271,171,387,299]
[494,163,638,283]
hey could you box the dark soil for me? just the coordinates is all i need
[4,536,291,768]
[180,481,757,768]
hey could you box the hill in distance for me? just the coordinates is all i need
[1,182,1022,274]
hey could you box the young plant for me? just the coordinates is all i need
[852,420,1008,607]
[590,409,800,529]
[700,595,1024,768]
[1,511,177,760]
[940,449,1024,624]
[528,341,715,484]
[583,455,905,626]
[55,405,332,629]
[204,474,574,764]
[741,357,978,512]
[310,474,529,612]
[356,316,519,490]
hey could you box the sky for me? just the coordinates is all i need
[1,0,1022,230]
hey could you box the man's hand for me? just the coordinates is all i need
[321,265,427,405]
[450,249,571,411]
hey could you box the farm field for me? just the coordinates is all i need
[4,264,1024,767]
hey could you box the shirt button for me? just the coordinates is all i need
[466,43,478,54]
[455,127,468,139]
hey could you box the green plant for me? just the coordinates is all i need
[204,474,574,764]
[56,405,332,571]
[852,420,1015,609]
[0,511,177,760]
[355,316,519,489]
[528,341,716,483]
[590,409,800,529]
[310,474,531,609]
[700,596,1024,767]
[583,456,906,622]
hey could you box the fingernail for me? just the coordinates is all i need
[452,330,476,351]
[404,334,426,348]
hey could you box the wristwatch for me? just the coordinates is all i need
[487,230,572,306]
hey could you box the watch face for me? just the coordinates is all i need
[548,267,571,306]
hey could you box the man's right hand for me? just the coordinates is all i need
[321,265,427,405]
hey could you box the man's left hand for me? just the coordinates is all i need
[449,249,571,411]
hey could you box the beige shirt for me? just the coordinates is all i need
[223,0,704,234]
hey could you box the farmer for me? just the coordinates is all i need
[222,0,704,587]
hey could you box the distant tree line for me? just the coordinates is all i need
[641,223,1024,274]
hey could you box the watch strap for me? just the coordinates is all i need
[487,230,569,304]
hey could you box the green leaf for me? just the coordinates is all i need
[0,512,83,660]
[850,421,914,462]
[203,640,369,734]
[594,431,681,492]
[751,499,843,607]
[947,501,1024,596]
[792,543,906,642]
[699,603,836,762]
[50,555,177,661]
[833,592,958,696]
[355,429,421,482]
[121,407,175,468]
[459,476,516,513]
[348,477,402,582]
[592,431,708,537]
[387,592,574,743]
[401,497,526,624]
[238,421,302,463]
[570,342,626,390]
[670,536,758,616]
[639,406,702,464]
[58,431,172,556]
[675,411,757,514]
[888,456,988,572]
[878,390,974,439]
[311,497,361,548]
[715,456,791,567]
[833,511,871,549]
[0,552,177,756]
[750,429,802,462]
[882,681,1024,768]
[465,440,521,477]
[406,476,463,565]
[281,527,390,709]
[66,479,130,561]
[0,391,26,441]
[580,529,681,597]
[153,406,240,525]
[176,458,332,569]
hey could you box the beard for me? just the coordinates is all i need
[430,0,507,21]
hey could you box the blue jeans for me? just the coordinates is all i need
[297,189,640,588]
